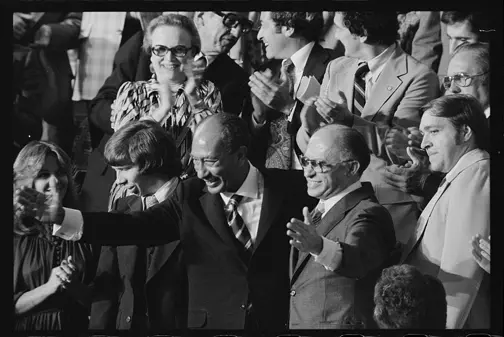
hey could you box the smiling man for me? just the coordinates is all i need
[401,94,490,328]
[23,113,316,332]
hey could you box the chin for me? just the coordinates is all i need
[307,188,322,199]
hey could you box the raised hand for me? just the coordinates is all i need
[13,13,28,40]
[249,69,294,114]
[385,126,410,160]
[14,186,46,221]
[286,207,323,255]
[383,146,430,194]
[149,81,175,123]
[40,177,65,225]
[183,56,206,100]
[471,234,490,274]
[46,258,75,294]
[314,90,352,124]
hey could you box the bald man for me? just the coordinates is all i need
[287,124,397,329]
[22,113,316,331]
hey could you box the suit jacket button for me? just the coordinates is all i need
[240,304,246,310]
[126,316,131,323]
[290,290,296,296]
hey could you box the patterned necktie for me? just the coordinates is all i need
[144,195,159,209]
[311,203,325,227]
[225,194,253,254]
[281,58,296,98]
[353,62,370,116]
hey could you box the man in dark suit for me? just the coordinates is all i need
[286,124,397,329]
[89,120,186,333]
[247,12,341,170]
[81,12,251,212]
[35,113,316,332]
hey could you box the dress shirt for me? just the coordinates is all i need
[361,43,397,100]
[484,106,490,119]
[220,162,264,243]
[53,164,264,243]
[194,52,216,68]
[140,177,179,210]
[310,181,362,271]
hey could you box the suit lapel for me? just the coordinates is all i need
[199,191,239,250]
[254,172,285,253]
[302,44,332,81]
[291,183,375,284]
[362,47,407,120]
[336,60,359,113]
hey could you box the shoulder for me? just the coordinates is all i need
[327,56,355,72]
[398,47,437,78]
[209,54,248,80]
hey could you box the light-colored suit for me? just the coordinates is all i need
[289,182,397,329]
[402,148,490,328]
[299,45,440,244]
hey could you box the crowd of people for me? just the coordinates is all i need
[12,10,495,335]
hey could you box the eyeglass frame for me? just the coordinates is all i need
[213,11,253,34]
[150,44,197,58]
[441,71,489,90]
[299,155,354,174]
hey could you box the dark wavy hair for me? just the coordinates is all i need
[340,11,399,46]
[13,141,79,236]
[374,264,447,329]
[441,11,493,43]
[270,12,324,42]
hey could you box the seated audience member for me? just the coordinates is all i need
[383,42,490,202]
[81,11,251,213]
[108,13,224,208]
[287,124,397,329]
[90,120,187,333]
[401,95,490,328]
[471,234,490,274]
[441,11,493,55]
[296,11,439,245]
[248,12,341,170]
[13,141,99,332]
[373,264,447,329]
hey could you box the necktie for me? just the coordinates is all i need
[225,194,253,254]
[353,62,370,116]
[281,58,296,98]
[144,195,159,209]
[311,203,325,227]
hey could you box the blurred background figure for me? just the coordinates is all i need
[13,141,99,332]
[13,12,81,160]
[472,234,490,274]
[373,264,447,329]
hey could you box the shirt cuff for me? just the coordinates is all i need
[311,237,343,271]
[52,208,84,241]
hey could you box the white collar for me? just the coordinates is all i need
[147,176,179,204]
[363,43,396,83]
[484,106,490,118]
[283,41,315,75]
[318,181,362,217]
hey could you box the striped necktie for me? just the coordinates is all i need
[225,194,253,256]
[353,62,370,116]
[311,203,325,226]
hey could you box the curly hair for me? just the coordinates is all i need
[340,11,399,46]
[13,141,79,236]
[373,264,447,329]
[270,12,324,42]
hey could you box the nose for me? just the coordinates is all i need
[229,25,241,38]
[115,170,127,185]
[303,165,316,179]
[446,79,461,94]
[257,26,263,40]
[449,40,460,55]
[161,50,178,63]
[48,175,60,189]
[420,133,430,150]
[195,162,209,180]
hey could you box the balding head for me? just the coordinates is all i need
[303,124,371,200]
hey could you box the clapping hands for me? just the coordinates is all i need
[46,256,78,294]
[471,234,490,274]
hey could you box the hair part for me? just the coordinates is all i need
[104,120,182,178]
[13,141,79,235]
[270,12,324,42]
[143,13,201,55]
[419,94,489,152]
[340,11,399,46]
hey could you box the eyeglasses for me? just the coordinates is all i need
[299,155,353,174]
[151,44,195,58]
[190,155,220,169]
[441,72,488,90]
[214,11,253,34]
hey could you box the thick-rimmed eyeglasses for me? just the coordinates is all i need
[214,11,253,34]
[151,44,195,58]
[299,155,352,174]
[441,72,489,90]
[190,155,220,169]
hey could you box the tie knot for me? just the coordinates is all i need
[283,58,294,72]
[227,194,243,210]
[356,62,369,78]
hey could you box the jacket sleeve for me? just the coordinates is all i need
[89,31,145,135]
[46,12,82,51]
[439,162,490,328]
[411,11,443,73]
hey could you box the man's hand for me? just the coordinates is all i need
[13,13,28,40]
[385,126,424,161]
[383,146,430,194]
[248,70,294,114]
[471,234,490,274]
[313,90,352,124]
[287,207,323,255]
[299,96,326,135]
[30,25,52,48]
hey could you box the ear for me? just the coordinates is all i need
[461,125,473,142]
[358,34,367,44]
[347,160,360,177]
[237,145,248,163]
[283,26,295,38]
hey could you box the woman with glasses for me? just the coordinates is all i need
[108,13,223,209]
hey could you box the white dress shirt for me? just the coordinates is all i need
[140,177,179,210]
[310,180,362,271]
[484,106,490,119]
[362,43,397,100]
[220,163,264,243]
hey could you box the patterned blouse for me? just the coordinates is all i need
[108,78,222,210]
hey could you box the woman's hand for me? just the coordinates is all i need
[45,257,76,294]
[183,56,206,101]
[14,186,46,221]
[149,81,174,122]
